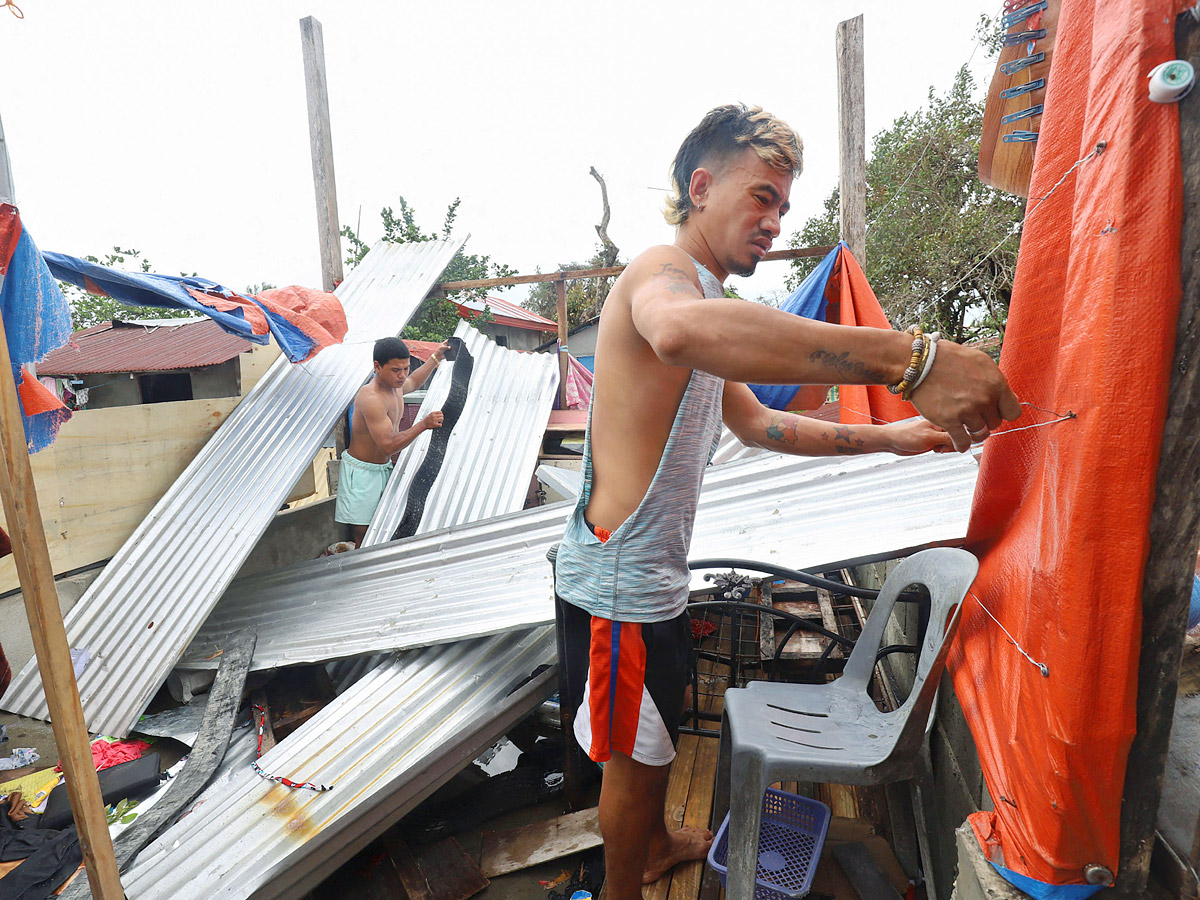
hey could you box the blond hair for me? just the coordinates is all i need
[664,104,803,226]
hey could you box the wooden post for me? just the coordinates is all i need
[836,15,867,265]
[0,114,13,206]
[0,299,123,897]
[556,278,568,407]
[300,16,344,293]
[1112,14,1200,896]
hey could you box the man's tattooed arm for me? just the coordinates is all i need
[763,413,873,455]
[808,349,889,385]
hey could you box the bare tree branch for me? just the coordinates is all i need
[590,166,619,267]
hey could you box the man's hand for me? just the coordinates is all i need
[909,341,1021,452]
[433,340,451,362]
[881,418,954,456]
[423,410,445,430]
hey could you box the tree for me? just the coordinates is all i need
[787,62,1025,346]
[525,167,623,330]
[59,248,195,331]
[342,197,515,342]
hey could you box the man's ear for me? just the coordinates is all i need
[689,167,713,211]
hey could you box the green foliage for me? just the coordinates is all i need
[59,248,195,331]
[524,245,622,331]
[342,197,516,342]
[105,797,139,825]
[787,65,1025,345]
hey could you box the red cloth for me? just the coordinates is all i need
[56,738,152,773]
[0,204,19,274]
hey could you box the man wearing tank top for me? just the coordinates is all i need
[553,104,1020,899]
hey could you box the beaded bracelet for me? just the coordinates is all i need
[907,332,941,398]
[888,326,928,396]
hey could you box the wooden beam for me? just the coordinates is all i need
[0,287,123,897]
[300,17,344,293]
[836,15,867,264]
[436,245,836,292]
[556,279,569,406]
[1113,14,1200,897]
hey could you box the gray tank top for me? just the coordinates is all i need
[554,258,725,622]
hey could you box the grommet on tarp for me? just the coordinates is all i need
[1002,104,1045,124]
[1148,60,1195,103]
[1001,51,1046,76]
[1002,130,1040,143]
[1001,0,1047,29]
[1083,864,1114,886]
[1003,28,1047,45]
[1002,78,1046,99]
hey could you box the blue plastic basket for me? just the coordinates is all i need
[707,788,831,900]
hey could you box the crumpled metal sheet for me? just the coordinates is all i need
[122,627,556,900]
[180,450,980,672]
[0,239,465,737]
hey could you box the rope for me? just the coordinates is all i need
[2,1,24,18]
[837,400,1075,438]
[250,706,332,792]
[968,590,1050,677]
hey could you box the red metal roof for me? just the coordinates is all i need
[454,296,557,332]
[39,319,253,376]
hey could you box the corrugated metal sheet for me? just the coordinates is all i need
[123,627,556,900]
[180,449,980,672]
[361,320,558,547]
[535,463,582,503]
[38,318,252,375]
[455,295,557,331]
[1,239,465,736]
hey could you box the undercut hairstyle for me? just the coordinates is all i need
[664,104,804,227]
[373,336,410,366]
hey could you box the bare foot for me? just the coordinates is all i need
[643,827,714,884]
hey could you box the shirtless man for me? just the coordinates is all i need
[335,337,447,546]
[552,105,1020,900]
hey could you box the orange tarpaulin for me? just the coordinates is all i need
[952,0,1184,892]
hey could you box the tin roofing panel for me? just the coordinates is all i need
[38,318,252,376]
[181,449,980,672]
[1,239,465,736]
[360,319,558,547]
[123,627,556,900]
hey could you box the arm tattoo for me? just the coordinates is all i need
[650,263,701,296]
[766,415,870,454]
[808,349,888,384]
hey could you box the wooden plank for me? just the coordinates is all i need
[479,807,603,877]
[667,730,720,900]
[299,16,344,293]
[435,246,836,291]
[414,838,489,900]
[836,15,866,264]
[0,276,121,897]
[978,0,1061,198]
[647,733,700,900]
[1113,14,1200,897]
[556,279,568,408]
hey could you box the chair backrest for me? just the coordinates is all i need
[840,548,979,704]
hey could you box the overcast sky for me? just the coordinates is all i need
[2,1,1000,307]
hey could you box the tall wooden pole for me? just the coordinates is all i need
[300,16,344,293]
[836,15,867,265]
[1112,14,1200,896]
[556,278,568,407]
[0,282,124,898]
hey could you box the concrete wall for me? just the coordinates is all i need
[78,372,142,408]
[190,359,240,400]
[478,323,552,352]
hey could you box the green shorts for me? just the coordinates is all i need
[334,452,394,526]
